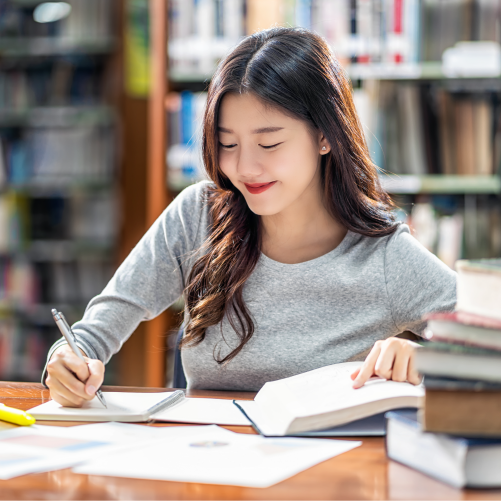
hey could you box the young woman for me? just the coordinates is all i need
[45,27,456,407]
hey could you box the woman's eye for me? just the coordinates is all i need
[261,143,282,149]
[219,142,236,149]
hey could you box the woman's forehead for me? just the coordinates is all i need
[218,93,301,133]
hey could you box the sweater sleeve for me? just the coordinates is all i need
[41,181,211,384]
[384,224,457,336]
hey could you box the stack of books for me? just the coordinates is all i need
[386,259,501,488]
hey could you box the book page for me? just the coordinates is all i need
[257,362,424,419]
[153,398,251,426]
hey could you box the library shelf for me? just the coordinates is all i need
[8,0,53,5]
[0,243,113,265]
[0,38,117,57]
[0,303,87,323]
[26,240,114,260]
[0,106,116,128]
[347,62,501,80]
[169,62,501,83]
[379,175,501,195]
[168,176,501,196]
[7,182,115,196]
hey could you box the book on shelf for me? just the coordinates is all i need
[0,127,116,186]
[0,257,113,311]
[234,362,424,436]
[0,0,114,43]
[386,409,501,488]
[166,91,208,189]
[402,200,501,268]
[168,0,500,76]
[371,82,500,177]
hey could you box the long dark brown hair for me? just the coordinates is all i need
[182,27,398,363]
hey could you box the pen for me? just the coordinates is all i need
[51,309,108,408]
[0,403,36,426]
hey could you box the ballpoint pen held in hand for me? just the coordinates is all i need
[51,309,107,408]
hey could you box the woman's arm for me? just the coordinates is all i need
[43,182,210,405]
[351,224,456,388]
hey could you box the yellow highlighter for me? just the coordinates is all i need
[0,403,36,426]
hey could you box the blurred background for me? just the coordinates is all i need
[0,0,499,386]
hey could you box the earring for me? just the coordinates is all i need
[322,146,326,151]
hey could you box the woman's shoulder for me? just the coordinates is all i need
[163,180,215,223]
[380,223,456,280]
[171,179,216,210]
[347,222,411,255]
[158,180,215,249]
[348,223,453,274]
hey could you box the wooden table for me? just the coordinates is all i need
[1,382,500,500]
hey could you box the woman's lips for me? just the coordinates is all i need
[243,181,277,195]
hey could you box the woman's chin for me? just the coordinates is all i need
[244,199,283,217]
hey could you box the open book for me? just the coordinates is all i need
[29,392,250,426]
[234,362,424,436]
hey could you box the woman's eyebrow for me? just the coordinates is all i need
[217,126,284,134]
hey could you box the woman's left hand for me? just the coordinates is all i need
[350,337,422,389]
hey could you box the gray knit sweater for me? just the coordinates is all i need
[43,181,456,391]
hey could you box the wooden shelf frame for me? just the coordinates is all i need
[142,0,173,387]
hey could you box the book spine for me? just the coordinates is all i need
[423,389,501,436]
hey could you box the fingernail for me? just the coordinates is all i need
[87,385,96,395]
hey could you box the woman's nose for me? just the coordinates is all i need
[236,147,264,179]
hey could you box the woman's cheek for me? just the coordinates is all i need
[218,153,235,180]
[269,151,308,185]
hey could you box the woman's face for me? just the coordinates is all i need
[217,92,330,216]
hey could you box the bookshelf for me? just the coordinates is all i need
[0,0,121,383]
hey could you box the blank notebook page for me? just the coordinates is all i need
[29,392,175,420]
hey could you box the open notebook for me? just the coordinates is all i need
[234,362,424,436]
[28,392,251,426]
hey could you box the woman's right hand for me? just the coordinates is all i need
[46,345,105,407]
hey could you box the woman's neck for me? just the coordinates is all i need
[260,180,347,265]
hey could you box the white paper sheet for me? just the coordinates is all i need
[0,422,183,480]
[153,398,251,426]
[73,425,361,488]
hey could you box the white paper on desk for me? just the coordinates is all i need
[28,392,176,421]
[0,422,181,480]
[152,398,251,426]
[74,425,361,488]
